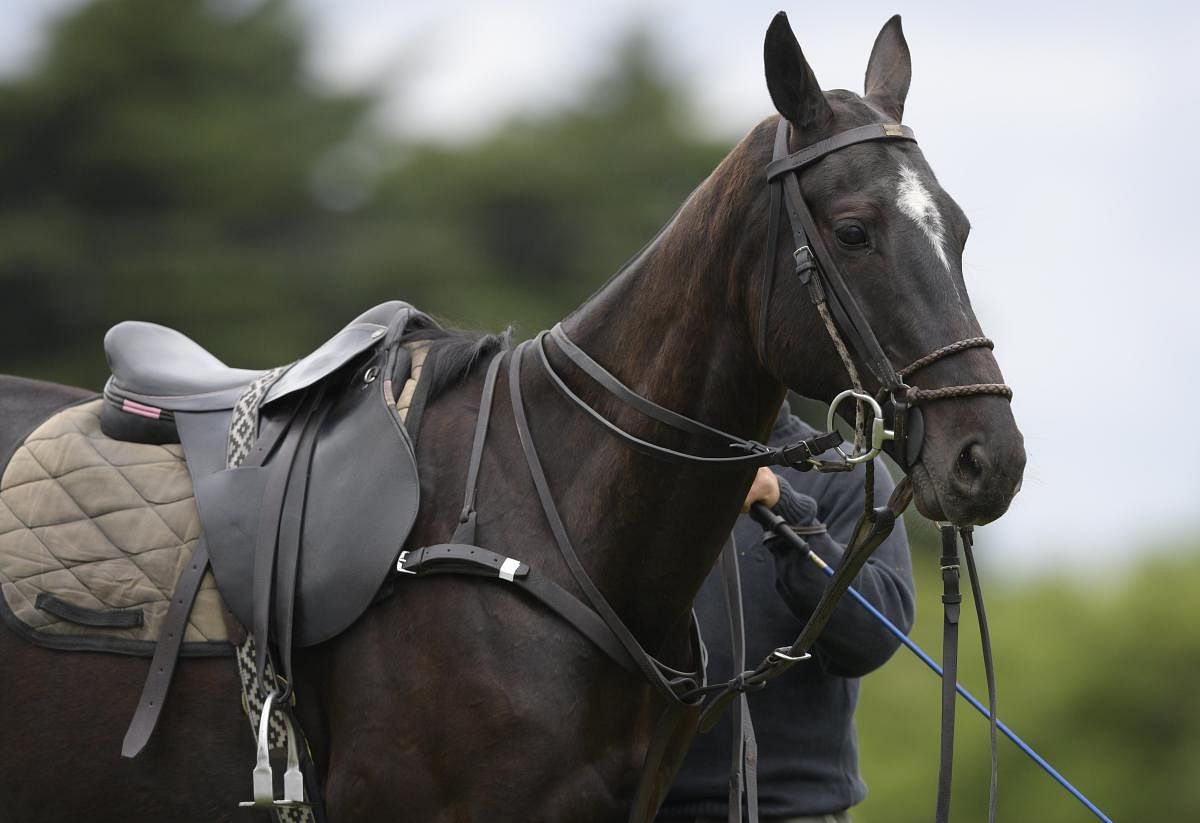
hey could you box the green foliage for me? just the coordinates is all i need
[855,536,1200,821]
[0,0,370,384]
[0,0,723,388]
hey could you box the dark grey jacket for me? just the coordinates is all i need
[658,410,915,819]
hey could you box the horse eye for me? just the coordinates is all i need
[835,224,868,248]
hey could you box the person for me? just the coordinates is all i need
[657,402,916,823]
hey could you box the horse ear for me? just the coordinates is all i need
[864,15,911,122]
[763,12,833,135]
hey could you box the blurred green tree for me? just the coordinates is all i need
[0,0,371,385]
[854,538,1200,821]
[353,27,727,336]
[0,1,727,388]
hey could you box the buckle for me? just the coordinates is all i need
[793,246,818,283]
[779,431,843,468]
[768,646,812,665]
[395,550,416,574]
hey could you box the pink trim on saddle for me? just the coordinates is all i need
[121,399,162,420]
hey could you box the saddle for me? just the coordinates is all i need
[100,301,433,758]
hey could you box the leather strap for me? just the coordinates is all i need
[121,538,213,758]
[717,539,759,823]
[963,529,999,823]
[35,593,143,628]
[246,397,316,686]
[759,117,1014,469]
[271,395,333,701]
[509,341,701,702]
[398,544,643,679]
[936,525,962,823]
[451,351,505,545]
[539,328,841,471]
[765,122,916,181]
[776,134,904,394]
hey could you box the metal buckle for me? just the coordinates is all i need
[827,390,894,464]
[395,550,416,574]
[883,124,904,137]
[768,646,812,664]
[793,245,817,282]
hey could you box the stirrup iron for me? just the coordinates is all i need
[239,690,308,809]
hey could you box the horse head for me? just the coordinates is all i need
[755,13,1025,526]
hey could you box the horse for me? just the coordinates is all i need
[0,13,1024,822]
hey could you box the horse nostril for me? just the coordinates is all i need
[956,441,987,485]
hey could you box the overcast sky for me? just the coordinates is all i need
[4,0,1198,580]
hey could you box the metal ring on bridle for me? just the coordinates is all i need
[827,389,894,464]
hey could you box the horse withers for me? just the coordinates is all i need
[0,13,1024,823]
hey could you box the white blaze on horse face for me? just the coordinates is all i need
[896,165,951,272]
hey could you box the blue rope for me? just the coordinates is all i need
[806,550,1114,823]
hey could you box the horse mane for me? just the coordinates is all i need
[399,323,511,403]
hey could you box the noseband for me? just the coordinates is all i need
[759,117,1012,468]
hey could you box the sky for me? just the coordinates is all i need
[3,0,1198,580]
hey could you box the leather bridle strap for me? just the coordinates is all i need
[540,327,842,470]
[760,117,1014,466]
[450,351,505,545]
[962,528,1000,823]
[935,525,999,823]
[767,118,913,394]
[936,525,962,823]
[509,341,702,703]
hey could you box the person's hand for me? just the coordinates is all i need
[741,467,781,512]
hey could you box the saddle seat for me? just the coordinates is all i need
[105,321,266,400]
[101,302,413,443]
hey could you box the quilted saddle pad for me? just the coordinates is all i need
[0,399,230,656]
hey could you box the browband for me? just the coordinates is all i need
[765,122,915,181]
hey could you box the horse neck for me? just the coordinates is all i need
[545,144,785,654]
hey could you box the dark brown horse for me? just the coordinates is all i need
[0,14,1024,823]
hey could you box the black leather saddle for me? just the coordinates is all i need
[100,301,431,650]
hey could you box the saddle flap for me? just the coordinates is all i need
[193,363,420,647]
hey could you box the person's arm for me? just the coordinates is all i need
[765,463,915,678]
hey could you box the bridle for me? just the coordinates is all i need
[759,116,1012,469]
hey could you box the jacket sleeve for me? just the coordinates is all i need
[766,462,916,678]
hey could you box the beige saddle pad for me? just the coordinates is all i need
[0,399,230,655]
